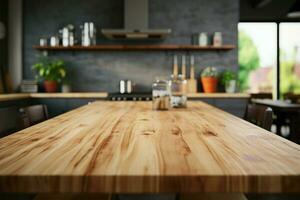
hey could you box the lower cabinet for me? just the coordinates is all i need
[0,99,32,109]
[0,97,249,119]
[33,98,249,118]
[190,98,249,118]
[32,98,105,118]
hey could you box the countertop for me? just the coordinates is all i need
[0,92,249,102]
[30,92,108,98]
[0,93,30,101]
[0,101,299,193]
[0,93,108,101]
[187,93,249,98]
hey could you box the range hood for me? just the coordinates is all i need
[101,0,171,40]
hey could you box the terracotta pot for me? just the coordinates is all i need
[201,77,218,93]
[44,80,58,93]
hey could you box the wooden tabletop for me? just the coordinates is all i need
[0,101,299,193]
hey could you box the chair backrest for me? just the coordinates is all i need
[0,107,27,138]
[284,93,300,104]
[19,105,49,126]
[245,104,273,131]
[250,93,273,100]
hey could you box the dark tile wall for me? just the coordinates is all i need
[0,0,8,92]
[23,0,239,92]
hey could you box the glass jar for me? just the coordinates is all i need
[152,76,170,110]
[213,32,222,46]
[169,75,187,108]
[199,32,208,46]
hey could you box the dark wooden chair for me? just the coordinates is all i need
[250,93,273,100]
[19,105,49,126]
[284,93,300,104]
[0,107,28,138]
[244,104,273,131]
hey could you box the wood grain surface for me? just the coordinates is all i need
[0,101,299,193]
[30,92,108,98]
[0,93,30,101]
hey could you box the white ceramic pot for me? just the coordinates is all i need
[225,80,236,93]
[62,84,71,93]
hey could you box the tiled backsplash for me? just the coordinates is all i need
[23,0,238,92]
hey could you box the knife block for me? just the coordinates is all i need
[187,79,197,93]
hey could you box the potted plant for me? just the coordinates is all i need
[32,56,66,93]
[201,67,218,93]
[221,70,237,93]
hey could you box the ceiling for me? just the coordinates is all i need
[240,0,300,21]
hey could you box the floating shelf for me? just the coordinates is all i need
[33,44,235,51]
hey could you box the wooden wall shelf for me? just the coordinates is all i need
[33,44,235,51]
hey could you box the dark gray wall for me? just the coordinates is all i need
[0,0,8,92]
[23,0,239,92]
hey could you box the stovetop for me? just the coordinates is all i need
[108,93,152,101]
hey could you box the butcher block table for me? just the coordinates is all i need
[0,101,300,195]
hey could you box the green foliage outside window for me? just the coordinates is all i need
[280,49,300,96]
[238,27,300,96]
[238,31,260,92]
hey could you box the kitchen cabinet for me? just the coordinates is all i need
[0,93,249,118]
[0,98,32,109]
[35,97,248,118]
[189,97,249,118]
[32,98,105,117]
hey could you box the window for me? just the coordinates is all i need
[238,22,300,98]
[238,23,277,95]
[279,23,300,97]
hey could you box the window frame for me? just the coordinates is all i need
[239,20,300,99]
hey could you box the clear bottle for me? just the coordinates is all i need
[169,74,187,108]
[152,76,170,110]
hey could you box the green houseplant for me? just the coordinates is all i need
[32,56,66,93]
[221,70,237,93]
[201,67,218,93]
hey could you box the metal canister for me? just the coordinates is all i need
[39,38,47,46]
[50,36,59,46]
[120,80,126,94]
[126,80,133,94]
[62,27,70,47]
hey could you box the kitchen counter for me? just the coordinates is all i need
[0,101,299,193]
[30,92,108,98]
[187,93,249,98]
[0,93,30,101]
[0,92,249,101]
[0,92,108,101]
